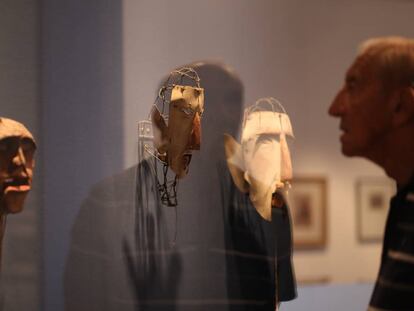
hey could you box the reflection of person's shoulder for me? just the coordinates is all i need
[86,160,155,209]
[90,166,137,197]
[81,165,139,216]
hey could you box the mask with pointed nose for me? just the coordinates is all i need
[0,118,36,214]
[224,98,294,221]
[151,68,204,179]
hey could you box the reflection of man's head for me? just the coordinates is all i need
[0,118,36,214]
[192,62,243,145]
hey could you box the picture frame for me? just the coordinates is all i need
[288,177,327,249]
[356,177,396,242]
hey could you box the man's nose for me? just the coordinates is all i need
[328,89,346,117]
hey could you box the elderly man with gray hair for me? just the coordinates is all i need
[329,37,414,310]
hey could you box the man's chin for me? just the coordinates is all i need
[1,191,29,214]
[342,146,354,157]
[341,143,363,158]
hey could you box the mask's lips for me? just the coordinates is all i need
[2,177,31,194]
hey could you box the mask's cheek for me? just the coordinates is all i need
[25,168,34,185]
[0,155,9,175]
[168,108,195,178]
[188,113,201,150]
[3,191,29,214]
[244,139,281,191]
[244,140,281,222]
[151,108,168,154]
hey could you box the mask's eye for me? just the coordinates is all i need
[181,107,195,116]
[21,138,36,159]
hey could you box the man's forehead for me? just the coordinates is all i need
[0,118,34,141]
[345,54,377,82]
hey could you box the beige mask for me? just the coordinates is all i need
[0,118,36,214]
[152,84,204,179]
[224,98,294,221]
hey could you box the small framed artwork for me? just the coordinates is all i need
[356,177,396,242]
[289,177,327,249]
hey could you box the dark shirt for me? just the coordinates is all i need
[370,176,414,310]
[64,160,296,311]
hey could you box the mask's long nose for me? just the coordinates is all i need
[247,175,273,221]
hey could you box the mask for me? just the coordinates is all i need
[224,98,294,221]
[152,84,204,178]
[0,118,36,214]
[139,67,204,207]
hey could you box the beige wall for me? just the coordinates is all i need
[122,0,414,285]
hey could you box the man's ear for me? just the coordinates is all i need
[392,86,414,127]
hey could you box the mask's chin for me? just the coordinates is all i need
[245,173,278,221]
[170,152,192,179]
[1,190,29,214]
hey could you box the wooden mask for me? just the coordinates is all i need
[152,84,204,179]
[0,117,36,214]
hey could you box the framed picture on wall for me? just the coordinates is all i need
[289,177,327,249]
[356,177,396,242]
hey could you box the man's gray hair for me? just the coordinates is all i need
[358,36,414,88]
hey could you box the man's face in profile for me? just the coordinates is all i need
[328,55,393,158]
[0,119,36,214]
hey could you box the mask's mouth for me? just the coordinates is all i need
[2,177,31,194]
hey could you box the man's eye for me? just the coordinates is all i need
[346,82,353,90]
[346,78,357,91]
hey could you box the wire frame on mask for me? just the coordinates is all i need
[243,97,286,125]
[154,67,202,119]
[242,97,294,142]
[251,97,286,113]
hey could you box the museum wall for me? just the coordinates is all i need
[0,0,41,310]
[41,0,124,310]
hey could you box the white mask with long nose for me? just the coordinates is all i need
[224,98,294,221]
